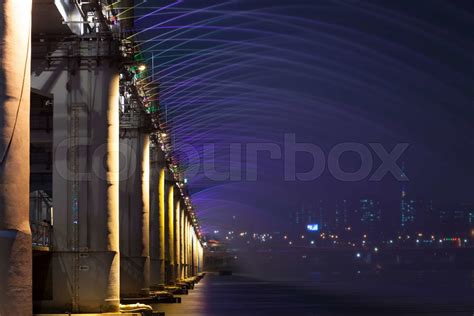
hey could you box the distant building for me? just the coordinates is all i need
[335,200,349,232]
[416,200,436,234]
[469,211,474,225]
[359,198,382,238]
[290,203,318,233]
[401,197,416,232]
[438,203,473,235]
[439,209,450,226]
[400,165,416,233]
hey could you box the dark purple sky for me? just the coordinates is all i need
[134,0,474,232]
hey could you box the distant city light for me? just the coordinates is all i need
[356,253,361,258]
[310,240,315,245]
[374,247,379,252]
[306,224,319,231]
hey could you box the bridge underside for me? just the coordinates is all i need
[0,1,204,314]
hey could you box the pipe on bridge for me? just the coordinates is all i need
[0,1,33,315]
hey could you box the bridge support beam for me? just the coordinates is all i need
[0,1,33,315]
[119,132,150,296]
[32,41,121,313]
[150,146,166,286]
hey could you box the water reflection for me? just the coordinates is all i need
[154,271,474,316]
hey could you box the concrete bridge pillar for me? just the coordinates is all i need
[185,215,191,277]
[119,131,150,296]
[182,213,188,278]
[0,1,33,315]
[31,40,121,312]
[150,145,166,286]
[189,217,194,276]
[174,196,181,280]
[165,178,175,284]
[189,225,195,276]
[197,241,203,273]
[179,202,186,279]
[193,233,198,276]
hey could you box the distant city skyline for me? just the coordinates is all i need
[288,193,474,239]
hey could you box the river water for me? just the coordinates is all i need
[154,271,474,316]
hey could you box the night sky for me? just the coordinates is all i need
[133,0,474,232]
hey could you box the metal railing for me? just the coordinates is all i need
[120,109,151,130]
[31,221,52,249]
[30,190,53,249]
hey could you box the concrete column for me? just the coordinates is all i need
[182,213,188,278]
[186,216,193,277]
[189,228,193,277]
[150,145,165,286]
[165,178,175,284]
[194,233,199,276]
[0,1,32,315]
[197,238,201,273]
[189,219,193,276]
[32,41,121,312]
[174,196,181,281]
[119,132,150,295]
[199,242,204,273]
[179,202,186,279]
